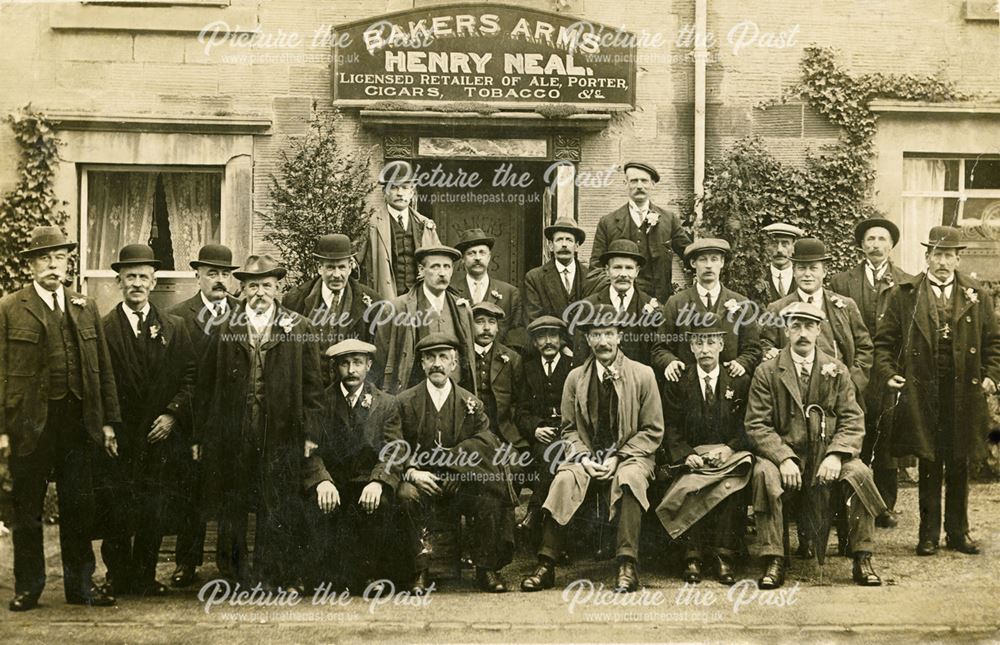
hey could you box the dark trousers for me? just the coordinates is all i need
[397,479,508,573]
[174,457,207,569]
[539,484,644,562]
[682,491,745,561]
[525,442,556,515]
[304,480,395,587]
[861,408,898,513]
[918,366,969,544]
[10,396,97,599]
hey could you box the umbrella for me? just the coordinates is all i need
[804,404,833,565]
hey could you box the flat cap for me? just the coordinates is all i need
[762,222,805,238]
[779,301,827,323]
[527,315,568,334]
[623,161,660,183]
[325,339,377,358]
[415,332,460,353]
[472,301,505,319]
[684,238,731,266]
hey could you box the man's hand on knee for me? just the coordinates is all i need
[817,454,842,485]
[779,458,802,491]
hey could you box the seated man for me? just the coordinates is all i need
[303,340,402,593]
[655,314,752,586]
[521,305,663,593]
[394,333,517,594]
[746,302,885,589]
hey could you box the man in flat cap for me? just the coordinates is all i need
[303,339,402,593]
[514,316,575,539]
[588,162,691,303]
[358,160,440,300]
[372,244,478,395]
[283,234,383,384]
[166,243,240,587]
[521,305,663,594]
[746,302,884,589]
[394,333,517,594]
[573,239,663,367]
[655,313,753,586]
[830,218,913,528]
[654,238,761,384]
[875,226,1000,557]
[761,222,805,305]
[2,226,120,611]
[471,302,522,455]
[452,228,524,347]
[524,217,592,322]
[98,244,196,597]
[193,254,323,592]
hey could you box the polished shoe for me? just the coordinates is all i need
[875,513,898,529]
[170,564,198,588]
[946,534,980,555]
[410,569,431,596]
[477,568,509,593]
[716,555,736,586]
[9,592,40,612]
[520,560,555,592]
[795,541,814,559]
[66,586,116,607]
[757,556,785,590]
[133,580,171,597]
[682,559,702,584]
[916,540,939,556]
[852,552,882,586]
[614,559,639,593]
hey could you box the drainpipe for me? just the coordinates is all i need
[693,0,707,228]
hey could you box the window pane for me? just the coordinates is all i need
[903,158,958,192]
[964,158,1000,190]
[958,197,1000,228]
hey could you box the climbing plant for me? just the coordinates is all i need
[696,46,969,303]
[0,106,71,296]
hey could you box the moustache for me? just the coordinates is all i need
[212,283,228,291]
[427,368,447,375]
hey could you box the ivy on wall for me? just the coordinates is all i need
[0,106,71,296]
[696,46,969,303]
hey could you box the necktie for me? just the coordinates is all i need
[806,295,814,305]
[616,293,626,313]
[704,292,713,310]
[798,363,810,394]
[135,309,145,337]
[561,268,572,294]
[778,275,786,296]
[52,292,62,317]
[216,303,226,318]
[544,359,553,377]
[932,281,952,301]
[395,212,406,231]
[703,375,715,406]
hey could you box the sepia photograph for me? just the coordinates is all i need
[0,0,998,643]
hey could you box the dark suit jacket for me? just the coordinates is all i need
[523,258,590,322]
[588,203,691,302]
[167,292,241,357]
[0,285,120,457]
[476,341,522,449]
[281,276,382,347]
[303,380,403,491]
[515,350,574,445]
[573,286,662,366]
[651,284,762,377]
[452,274,524,346]
[829,261,912,329]
[662,368,750,464]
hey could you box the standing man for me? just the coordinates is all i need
[653,238,761,383]
[874,226,1000,557]
[588,162,691,303]
[520,305,664,593]
[372,244,478,395]
[655,314,752,586]
[395,333,516,594]
[746,302,884,589]
[471,302,522,451]
[304,339,402,592]
[100,244,196,597]
[573,239,662,367]
[761,222,805,305]
[194,255,324,591]
[166,243,239,588]
[524,217,590,322]
[283,234,382,383]
[830,218,913,528]
[358,160,439,300]
[1,226,120,611]
[452,228,524,346]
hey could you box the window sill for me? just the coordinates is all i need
[50,3,258,33]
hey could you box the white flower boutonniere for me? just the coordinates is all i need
[499,353,510,364]
[490,289,502,301]
[361,393,373,409]
[455,297,470,308]
[362,294,373,307]
[606,365,621,382]
[278,316,295,334]
[831,296,847,309]
[464,397,479,416]
[642,298,661,315]
[821,363,839,378]
[70,297,87,308]
[966,288,979,304]
[724,387,735,400]
[148,323,160,339]
[643,212,660,229]
[723,298,740,315]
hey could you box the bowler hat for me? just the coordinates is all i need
[472,301,505,319]
[762,222,805,239]
[790,238,831,263]
[414,244,461,263]
[854,218,900,247]
[779,301,827,323]
[454,228,495,253]
[920,225,966,251]
[623,161,660,183]
[190,244,238,270]
[684,238,731,266]
[233,254,287,281]
[19,226,77,257]
[599,239,646,267]
[544,217,586,245]
[379,160,417,186]
[111,244,161,272]
[415,332,460,353]
[326,338,376,359]
[312,234,356,261]
[527,315,568,335]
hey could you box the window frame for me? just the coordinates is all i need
[80,163,227,280]
[901,154,1000,226]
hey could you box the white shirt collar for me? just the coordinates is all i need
[555,258,576,278]
[627,200,650,228]
[609,286,635,309]
[388,204,409,229]
[200,290,227,314]
[426,378,453,411]
[467,273,489,301]
[33,281,65,311]
[695,281,722,301]
[341,382,363,407]
[790,349,816,372]
[696,364,720,395]
[771,264,793,280]
[321,280,343,309]
[595,357,619,382]
[542,353,561,371]
[422,284,446,312]
[797,287,824,306]
[247,303,275,334]
[121,301,151,336]
[475,342,493,357]
[865,260,889,287]
[927,273,955,298]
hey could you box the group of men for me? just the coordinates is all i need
[1,158,996,612]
